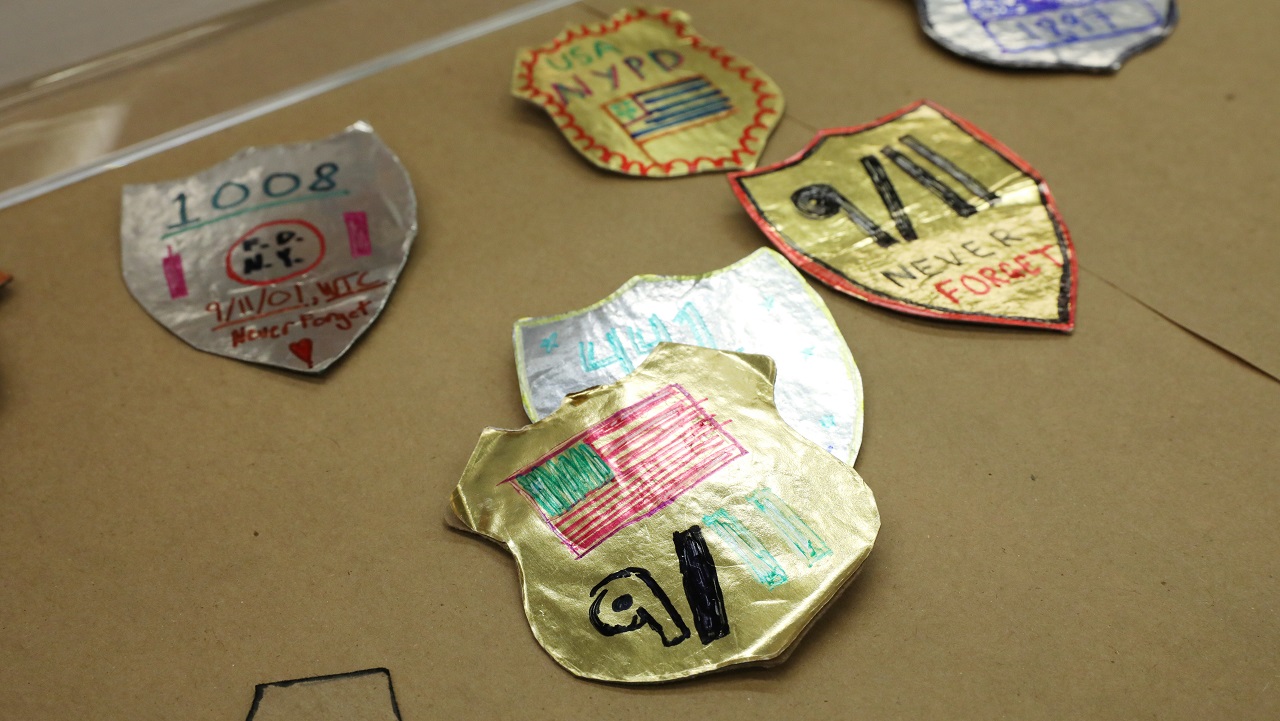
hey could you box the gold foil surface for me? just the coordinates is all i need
[729,101,1077,331]
[450,343,879,683]
[511,7,784,177]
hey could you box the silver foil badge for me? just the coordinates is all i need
[514,249,865,463]
[121,122,417,373]
[918,0,1177,72]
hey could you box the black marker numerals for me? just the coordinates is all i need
[588,525,731,649]
[791,135,998,247]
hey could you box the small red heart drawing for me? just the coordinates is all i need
[288,338,314,368]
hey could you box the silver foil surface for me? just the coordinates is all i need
[514,249,865,463]
[919,0,1177,71]
[121,122,417,373]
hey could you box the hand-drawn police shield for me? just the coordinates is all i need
[730,101,1077,332]
[451,344,880,683]
[511,7,784,177]
[514,249,864,463]
[918,0,1177,72]
[121,122,417,373]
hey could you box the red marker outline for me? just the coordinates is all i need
[727,100,1078,332]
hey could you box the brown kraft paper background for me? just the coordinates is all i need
[0,2,1277,719]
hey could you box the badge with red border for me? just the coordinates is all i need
[512,7,784,178]
[728,101,1077,332]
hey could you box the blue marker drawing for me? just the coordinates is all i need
[819,414,837,429]
[965,0,1163,54]
[747,487,832,567]
[801,346,815,358]
[703,508,789,589]
[515,249,865,464]
[606,76,735,142]
[579,329,635,374]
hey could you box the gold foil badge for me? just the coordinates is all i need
[729,101,1077,331]
[511,7,784,177]
[450,344,879,683]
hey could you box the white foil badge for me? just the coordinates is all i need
[515,249,864,463]
[121,122,417,373]
[918,0,1177,72]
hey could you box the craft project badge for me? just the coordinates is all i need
[514,248,865,463]
[729,101,1076,331]
[121,122,417,372]
[451,344,880,683]
[918,0,1177,71]
[512,7,784,177]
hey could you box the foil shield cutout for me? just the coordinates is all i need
[730,101,1077,332]
[515,249,864,463]
[121,122,417,373]
[451,343,879,683]
[511,7,784,177]
[918,0,1177,71]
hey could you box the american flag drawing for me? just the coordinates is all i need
[605,76,735,143]
[506,384,747,558]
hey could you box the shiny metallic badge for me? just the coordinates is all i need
[452,344,879,683]
[515,249,864,463]
[121,122,417,373]
[730,101,1077,332]
[512,7,784,177]
[919,0,1177,71]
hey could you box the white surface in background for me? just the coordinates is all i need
[0,0,578,210]
[0,0,267,89]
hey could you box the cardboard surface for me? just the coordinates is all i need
[1,3,1278,719]
[601,0,1280,377]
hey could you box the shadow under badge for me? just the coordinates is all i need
[244,668,401,721]
[449,343,880,683]
[511,7,784,177]
[729,100,1077,332]
[917,0,1177,72]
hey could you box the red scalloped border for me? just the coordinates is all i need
[513,8,782,177]
[728,100,1078,332]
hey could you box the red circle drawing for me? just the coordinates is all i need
[225,219,326,286]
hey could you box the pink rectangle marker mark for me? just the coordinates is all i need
[344,211,372,257]
[162,246,188,299]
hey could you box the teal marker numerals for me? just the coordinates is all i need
[163,162,346,236]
